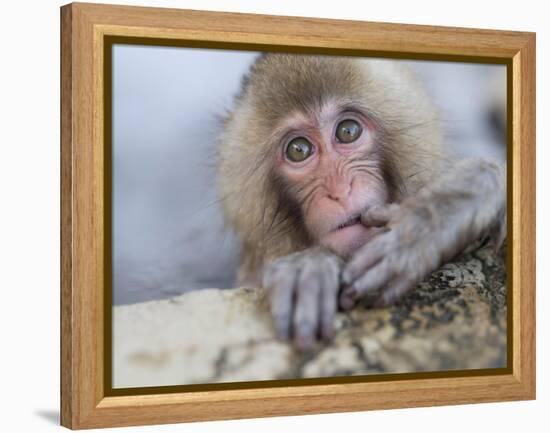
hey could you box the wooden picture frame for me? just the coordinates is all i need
[60,2,536,429]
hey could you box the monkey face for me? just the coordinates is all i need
[275,102,389,257]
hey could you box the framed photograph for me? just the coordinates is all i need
[60,2,535,429]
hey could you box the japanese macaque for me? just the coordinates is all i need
[217,53,506,350]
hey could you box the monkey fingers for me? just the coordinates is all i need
[262,248,342,351]
[319,266,339,341]
[294,262,322,350]
[341,231,397,285]
[372,276,415,307]
[262,261,296,340]
[361,203,399,227]
[292,251,341,349]
[339,259,395,310]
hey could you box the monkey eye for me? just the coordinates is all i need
[335,119,362,143]
[285,137,314,163]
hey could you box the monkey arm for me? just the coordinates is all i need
[339,159,506,310]
[262,247,343,351]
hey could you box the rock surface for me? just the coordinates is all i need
[113,243,507,388]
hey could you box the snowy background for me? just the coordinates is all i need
[112,45,506,305]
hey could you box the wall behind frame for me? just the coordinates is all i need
[0,0,545,432]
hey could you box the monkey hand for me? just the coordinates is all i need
[262,247,343,351]
[339,201,447,310]
[339,159,506,310]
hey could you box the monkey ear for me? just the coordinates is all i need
[361,203,399,227]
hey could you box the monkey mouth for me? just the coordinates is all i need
[321,213,377,256]
[335,215,362,231]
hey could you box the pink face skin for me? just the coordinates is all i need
[275,102,389,257]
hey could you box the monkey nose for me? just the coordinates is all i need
[327,182,352,203]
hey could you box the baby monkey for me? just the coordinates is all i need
[218,54,506,350]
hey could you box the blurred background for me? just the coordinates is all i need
[112,45,506,305]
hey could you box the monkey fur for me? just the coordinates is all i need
[217,53,506,350]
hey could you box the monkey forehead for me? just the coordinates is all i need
[233,54,439,133]
[238,54,369,124]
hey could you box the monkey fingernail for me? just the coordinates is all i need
[373,296,388,308]
[361,215,386,227]
[343,286,357,298]
[339,294,356,311]
[321,325,335,341]
[295,335,315,352]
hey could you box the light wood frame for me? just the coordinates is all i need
[60,2,536,429]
